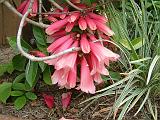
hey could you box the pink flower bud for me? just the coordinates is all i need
[62,92,72,110]
[78,17,87,30]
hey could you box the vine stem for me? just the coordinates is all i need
[2,0,48,28]
[39,0,43,23]
[65,0,83,11]
[16,0,80,62]
[48,0,64,11]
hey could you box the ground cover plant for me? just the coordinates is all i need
[0,0,160,120]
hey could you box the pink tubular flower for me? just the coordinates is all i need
[80,34,90,53]
[50,30,67,40]
[93,73,104,84]
[46,17,69,35]
[51,64,77,88]
[47,34,72,53]
[60,7,69,19]
[88,12,108,23]
[50,41,78,87]
[51,68,69,86]
[55,51,77,70]
[17,0,38,17]
[89,53,109,76]
[80,57,95,94]
[68,12,80,23]
[94,20,115,36]
[89,42,120,63]
[88,34,97,41]
[62,92,72,110]
[66,63,77,88]
[65,22,76,32]
[47,16,58,22]
[85,16,97,30]
[54,41,78,70]
[78,17,87,30]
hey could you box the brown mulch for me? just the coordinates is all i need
[0,46,156,120]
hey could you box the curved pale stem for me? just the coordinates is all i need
[16,1,80,62]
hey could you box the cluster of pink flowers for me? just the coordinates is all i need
[45,2,119,94]
[17,0,120,94]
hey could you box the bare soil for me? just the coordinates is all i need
[0,46,158,120]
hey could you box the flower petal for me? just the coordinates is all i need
[68,12,80,23]
[30,0,38,16]
[78,17,87,30]
[47,34,71,53]
[90,42,119,63]
[46,17,68,35]
[80,57,95,94]
[67,63,77,88]
[65,22,75,32]
[93,73,104,84]
[17,0,28,13]
[94,20,114,36]
[80,34,90,53]
[88,12,107,23]
[60,7,69,19]
[85,16,97,30]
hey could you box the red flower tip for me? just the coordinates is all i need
[42,93,54,109]
[30,50,46,57]
[62,92,72,110]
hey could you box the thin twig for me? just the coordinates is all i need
[17,0,80,61]
[2,0,48,28]
[65,0,83,11]
[39,0,43,23]
[48,0,63,11]
[0,0,5,3]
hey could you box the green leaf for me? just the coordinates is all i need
[25,61,38,87]
[36,43,47,53]
[0,62,14,76]
[7,37,32,52]
[12,83,25,91]
[132,37,145,50]
[83,0,96,6]
[33,26,46,46]
[11,91,24,96]
[0,82,12,103]
[13,73,25,84]
[39,62,47,72]
[43,66,52,85]
[25,92,37,100]
[24,82,33,91]
[6,62,14,74]
[12,54,27,71]
[120,37,145,50]
[110,71,121,81]
[103,71,121,82]
[14,96,27,110]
